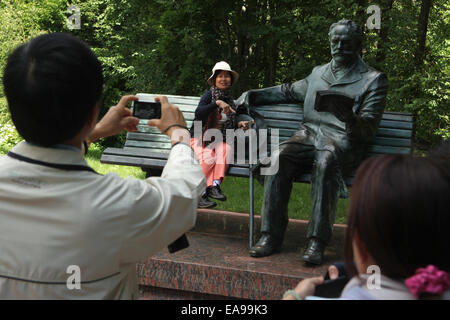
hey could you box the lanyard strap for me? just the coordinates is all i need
[7,151,99,174]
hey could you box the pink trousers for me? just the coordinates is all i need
[190,138,232,187]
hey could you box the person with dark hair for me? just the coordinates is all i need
[0,33,205,299]
[283,154,450,300]
[427,138,450,171]
[236,19,388,265]
[189,61,253,208]
[3,33,104,147]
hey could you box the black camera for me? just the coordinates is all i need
[132,100,161,119]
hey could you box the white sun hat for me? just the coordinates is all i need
[207,61,239,86]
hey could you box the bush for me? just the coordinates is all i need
[0,123,21,153]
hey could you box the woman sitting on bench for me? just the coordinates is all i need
[189,61,253,208]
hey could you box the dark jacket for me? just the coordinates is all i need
[189,90,253,138]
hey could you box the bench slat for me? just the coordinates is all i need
[136,111,195,123]
[122,140,412,159]
[370,145,411,154]
[376,127,413,139]
[262,119,413,131]
[124,146,170,154]
[103,147,170,159]
[102,94,414,185]
[253,105,302,114]
[136,93,200,103]
[276,136,412,148]
[379,119,413,130]
[265,119,302,130]
[168,104,197,112]
[125,140,171,149]
[127,132,171,143]
[101,154,168,168]
[256,111,303,121]
[252,106,413,121]
[263,142,411,155]
[126,130,412,148]
[266,127,412,139]
[136,126,164,134]
[371,136,412,147]
[251,113,412,130]
[381,112,413,122]
[136,122,194,133]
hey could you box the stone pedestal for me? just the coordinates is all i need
[137,209,346,300]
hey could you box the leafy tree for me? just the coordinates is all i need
[0,0,449,150]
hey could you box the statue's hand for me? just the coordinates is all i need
[235,91,251,110]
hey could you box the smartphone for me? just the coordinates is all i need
[314,276,349,298]
[132,100,161,119]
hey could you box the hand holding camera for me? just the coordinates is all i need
[88,95,139,143]
[132,94,191,253]
[133,95,189,146]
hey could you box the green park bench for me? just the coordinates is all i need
[100,93,414,247]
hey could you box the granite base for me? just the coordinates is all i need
[137,209,346,300]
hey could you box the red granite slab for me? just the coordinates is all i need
[137,210,346,300]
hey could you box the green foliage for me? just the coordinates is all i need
[0,0,68,148]
[0,0,449,151]
[85,142,146,178]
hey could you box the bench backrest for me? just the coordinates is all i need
[126,94,414,157]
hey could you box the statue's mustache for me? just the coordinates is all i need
[331,50,354,56]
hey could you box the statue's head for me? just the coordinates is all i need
[328,20,362,66]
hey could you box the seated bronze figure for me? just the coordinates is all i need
[237,20,388,265]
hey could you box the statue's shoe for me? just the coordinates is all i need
[302,238,325,265]
[249,234,282,258]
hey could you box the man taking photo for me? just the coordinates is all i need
[0,33,205,299]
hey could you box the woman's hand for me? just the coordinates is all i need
[216,100,236,115]
[284,276,324,300]
[282,264,340,300]
[327,265,340,280]
[238,120,254,131]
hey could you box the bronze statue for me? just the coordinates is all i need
[236,20,388,265]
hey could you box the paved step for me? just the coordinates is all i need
[137,209,346,300]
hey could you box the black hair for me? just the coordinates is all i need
[3,33,103,146]
[427,139,450,177]
[345,155,450,279]
[212,70,234,86]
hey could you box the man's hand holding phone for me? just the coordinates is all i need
[146,96,191,254]
[88,95,139,144]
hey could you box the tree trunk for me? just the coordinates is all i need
[415,0,432,66]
